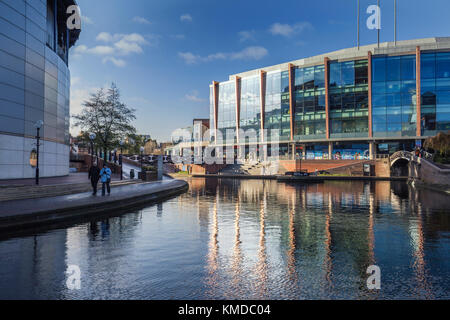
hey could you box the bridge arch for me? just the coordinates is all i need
[390,151,413,177]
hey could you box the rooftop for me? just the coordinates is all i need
[220,37,450,81]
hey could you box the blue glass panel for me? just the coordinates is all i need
[372,94,386,107]
[386,94,401,106]
[436,78,450,91]
[372,82,385,95]
[386,56,401,81]
[436,52,450,78]
[329,62,341,87]
[421,53,436,80]
[401,55,416,80]
[341,61,354,86]
[421,79,435,93]
[386,81,401,93]
[372,57,386,82]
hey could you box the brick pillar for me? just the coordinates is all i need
[260,70,266,142]
[288,63,295,141]
[324,57,330,139]
[368,51,373,138]
[416,46,422,137]
[235,76,241,143]
[212,81,219,140]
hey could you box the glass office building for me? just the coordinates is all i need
[0,0,80,179]
[210,37,450,160]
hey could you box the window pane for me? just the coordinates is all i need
[372,57,386,82]
[436,52,450,79]
[421,53,436,80]
[401,55,416,80]
[314,65,325,89]
[329,62,341,87]
[341,61,355,86]
[386,57,401,81]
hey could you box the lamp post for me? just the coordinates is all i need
[89,133,96,167]
[34,120,43,185]
[140,146,145,168]
[119,140,124,180]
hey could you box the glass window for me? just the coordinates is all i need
[372,82,386,95]
[372,57,386,82]
[386,94,401,106]
[314,65,325,89]
[329,62,341,87]
[386,57,401,81]
[281,71,290,93]
[421,53,436,80]
[372,94,386,107]
[401,55,416,80]
[294,68,304,91]
[421,79,436,94]
[303,67,315,90]
[341,61,355,86]
[436,53,450,79]
[355,60,368,85]
[436,78,450,91]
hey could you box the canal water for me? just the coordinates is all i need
[0,179,449,300]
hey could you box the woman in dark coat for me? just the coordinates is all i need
[88,162,101,195]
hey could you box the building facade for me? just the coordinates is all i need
[210,37,450,160]
[0,0,80,179]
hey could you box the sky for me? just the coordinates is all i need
[70,0,450,142]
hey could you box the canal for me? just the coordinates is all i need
[0,179,449,300]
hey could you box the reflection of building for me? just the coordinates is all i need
[210,38,450,160]
[0,0,80,179]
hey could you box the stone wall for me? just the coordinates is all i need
[410,157,450,186]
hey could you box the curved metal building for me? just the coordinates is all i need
[0,0,80,179]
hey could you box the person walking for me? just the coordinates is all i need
[100,164,112,196]
[88,162,101,196]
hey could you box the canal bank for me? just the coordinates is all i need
[0,179,188,231]
[191,174,407,182]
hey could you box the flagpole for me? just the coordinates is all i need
[377,0,380,48]
[357,0,360,50]
[394,0,397,45]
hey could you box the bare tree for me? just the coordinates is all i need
[73,83,136,161]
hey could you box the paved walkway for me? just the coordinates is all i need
[0,179,188,231]
[0,172,121,187]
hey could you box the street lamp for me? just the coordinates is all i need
[34,120,43,185]
[89,133,97,167]
[119,140,124,180]
[140,146,145,172]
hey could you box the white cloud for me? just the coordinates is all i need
[74,32,151,67]
[269,22,312,37]
[102,57,126,67]
[73,45,115,55]
[238,30,256,43]
[132,16,151,25]
[185,90,206,102]
[230,46,268,60]
[178,46,268,64]
[81,15,93,25]
[180,14,193,22]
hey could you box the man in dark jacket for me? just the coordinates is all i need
[88,162,101,195]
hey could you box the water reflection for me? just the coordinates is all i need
[0,179,449,300]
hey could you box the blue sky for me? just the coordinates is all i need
[70,0,450,142]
